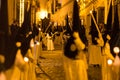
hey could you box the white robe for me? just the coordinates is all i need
[88,34,104,65]
[88,44,102,65]
[101,42,114,80]
[0,72,6,80]
[46,34,54,51]
[63,32,88,80]
[5,49,25,80]
[63,51,88,80]
[25,49,37,80]
[112,55,120,80]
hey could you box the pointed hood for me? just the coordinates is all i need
[65,14,72,34]
[0,0,8,54]
[112,4,119,35]
[20,3,32,35]
[72,0,81,32]
[110,3,120,56]
[16,3,33,57]
[16,3,32,42]
[64,0,87,60]
[72,0,87,45]
[0,0,8,34]
[0,0,17,70]
[106,1,112,35]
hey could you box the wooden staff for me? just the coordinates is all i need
[90,11,104,46]
[90,11,101,35]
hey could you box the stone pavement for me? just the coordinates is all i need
[36,50,102,80]
[36,50,65,80]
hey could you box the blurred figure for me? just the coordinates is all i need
[88,11,104,67]
[5,42,26,80]
[101,34,114,80]
[32,23,39,40]
[88,30,103,67]
[22,40,37,80]
[62,30,71,46]
[46,32,55,51]
[63,1,88,80]
[62,15,72,46]
[99,23,115,80]
[64,32,88,80]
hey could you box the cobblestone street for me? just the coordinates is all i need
[36,49,102,80]
[36,50,65,80]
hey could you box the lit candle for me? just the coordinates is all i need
[113,47,120,55]
[107,59,113,65]
[24,57,29,62]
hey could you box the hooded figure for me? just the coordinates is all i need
[16,3,34,57]
[62,14,72,47]
[88,9,104,67]
[109,3,120,57]
[63,1,88,80]
[109,3,120,80]
[64,0,88,59]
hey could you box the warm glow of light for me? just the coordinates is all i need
[76,0,79,2]
[39,28,41,31]
[83,3,85,7]
[113,47,120,54]
[36,42,40,45]
[36,10,48,22]
[24,57,29,62]
[107,59,113,65]
[39,10,48,19]
[90,10,92,14]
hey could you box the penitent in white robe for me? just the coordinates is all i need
[63,51,88,80]
[46,33,54,51]
[88,34,104,65]
[101,42,114,80]
[88,44,102,65]
[63,32,88,80]
[23,49,37,80]
[5,49,26,80]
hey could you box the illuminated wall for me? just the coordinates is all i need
[50,0,74,25]
[39,0,47,11]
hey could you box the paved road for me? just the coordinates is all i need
[36,50,65,80]
[36,50,102,80]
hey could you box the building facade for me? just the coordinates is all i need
[7,0,120,28]
[46,0,120,36]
